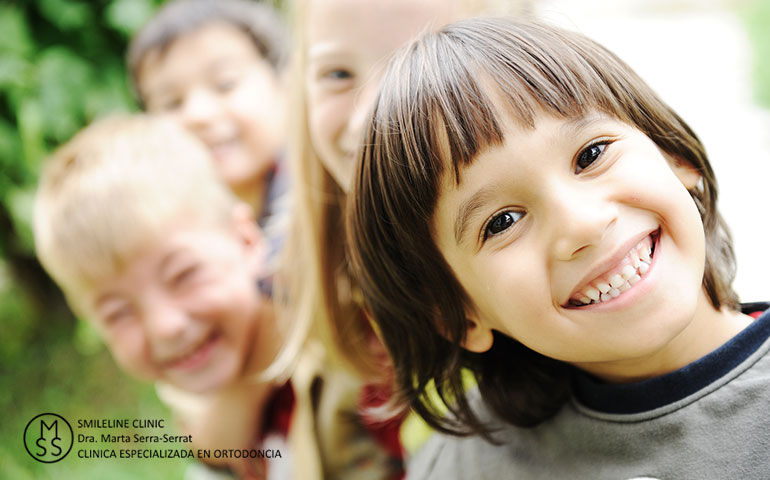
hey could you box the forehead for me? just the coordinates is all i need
[138,22,262,91]
[305,0,461,63]
[431,109,626,242]
[83,223,236,301]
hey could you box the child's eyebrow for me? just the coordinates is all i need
[453,185,498,246]
[93,293,126,314]
[157,250,190,277]
[451,113,609,246]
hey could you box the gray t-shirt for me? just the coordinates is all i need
[408,304,770,480]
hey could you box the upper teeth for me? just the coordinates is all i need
[570,238,653,307]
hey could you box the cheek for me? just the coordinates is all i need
[208,279,258,329]
[106,330,154,379]
[231,88,283,137]
[308,93,351,153]
[487,255,548,322]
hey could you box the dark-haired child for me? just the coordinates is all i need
[348,17,769,479]
[128,0,288,227]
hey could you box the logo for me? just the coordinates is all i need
[23,413,74,463]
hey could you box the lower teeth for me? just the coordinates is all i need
[575,244,654,306]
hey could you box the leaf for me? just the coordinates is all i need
[37,0,93,31]
[0,5,33,57]
[0,55,33,91]
[35,46,91,142]
[6,185,37,255]
[17,97,46,173]
[0,118,25,190]
[105,0,156,37]
[84,61,138,117]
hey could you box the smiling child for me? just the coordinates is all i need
[348,17,769,479]
[34,114,310,478]
[128,0,288,225]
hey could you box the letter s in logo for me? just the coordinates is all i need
[24,413,73,463]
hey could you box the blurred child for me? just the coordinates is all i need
[34,115,318,479]
[127,0,288,227]
[281,0,531,477]
[348,17,769,479]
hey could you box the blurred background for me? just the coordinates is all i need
[0,1,189,478]
[0,0,768,478]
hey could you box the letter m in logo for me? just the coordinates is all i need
[40,419,60,440]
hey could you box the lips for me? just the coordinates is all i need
[565,230,659,308]
[208,138,240,160]
[162,331,221,371]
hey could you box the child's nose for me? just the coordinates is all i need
[547,185,617,261]
[179,88,222,129]
[143,301,189,345]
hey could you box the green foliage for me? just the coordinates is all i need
[741,0,770,108]
[0,0,189,477]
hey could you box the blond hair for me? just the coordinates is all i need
[278,0,535,379]
[34,114,237,311]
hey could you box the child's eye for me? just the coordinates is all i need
[213,75,240,93]
[103,306,134,327]
[575,141,609,173]
[324,68,353,81]
[154,96,182,112]
[483,211,525,241]
[170,265,202,289]
[214,79,237,93]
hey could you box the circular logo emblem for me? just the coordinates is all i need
[23,413,74,463]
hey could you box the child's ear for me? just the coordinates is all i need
[230,202,264,272]
[462,312,494,353]
[669,156,701,190]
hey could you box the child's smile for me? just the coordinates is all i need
[565,229,657,308]
[85,220,275,393]
[432,109,736,382]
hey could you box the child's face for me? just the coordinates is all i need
[304,0,459,189]
[433,110,710,381]
[81,216,273,393]
[139,23,286,197]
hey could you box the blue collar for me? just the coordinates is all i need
[572,303,770,414]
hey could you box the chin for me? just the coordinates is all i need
[177,362,244,394]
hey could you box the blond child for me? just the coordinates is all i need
[348,17,769,479]
[34,114,316,479]
[281,1,531,476]
[127,0,289,226]
[283,1,536,476]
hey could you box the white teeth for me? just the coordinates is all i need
[585,287,600,301]
[570,235,656,307]
[621,265,636,280]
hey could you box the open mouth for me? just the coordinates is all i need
[208,138,240,160]
[164,331,221,371]
[566,229,659,308]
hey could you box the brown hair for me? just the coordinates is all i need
[127,0,288,107]
[279,0,532,381]
[347,17,739,435]
[277,0,377,379]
